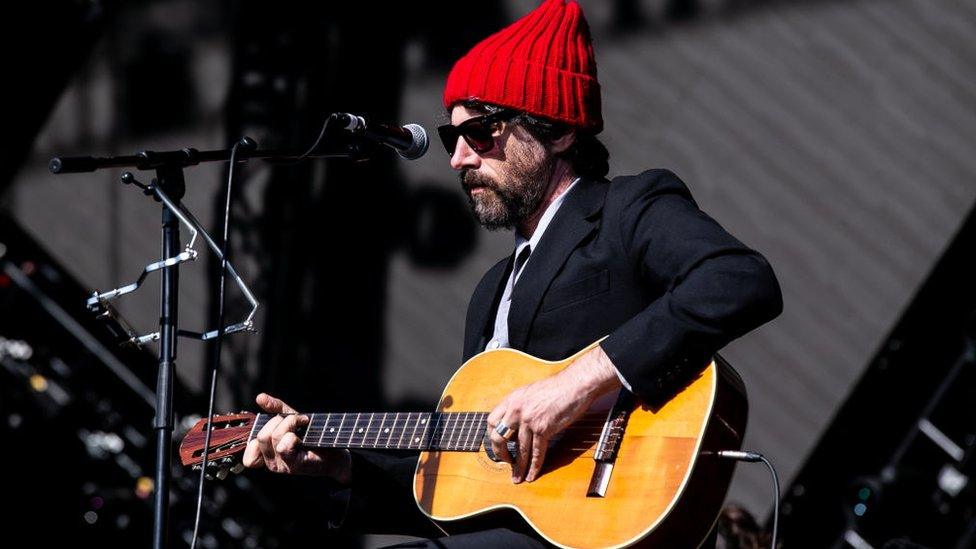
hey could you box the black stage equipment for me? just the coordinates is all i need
[779,205,976,549]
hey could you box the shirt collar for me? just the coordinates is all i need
[514,177,581,254]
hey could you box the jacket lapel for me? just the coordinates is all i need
[462,255,512,361]
[507,178,609,351]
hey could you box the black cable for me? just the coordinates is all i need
[189,137,252,549]
[717,450,780,549]
[280,115,334,165]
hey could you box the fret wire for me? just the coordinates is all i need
[403,412,413,449]
[457,412,470,450]
[436,413,448,450]
[322,413,334,447]
[334,413,346,447]
[453,412,466,451]
[470,413,482,451]
[385,414,395,445]
[460,413,470,451]
[422,413,432,450]
[467,413,481,451]
[374,413,387,448]
[409,413,421,450]
[451,412,468,450]
[441,413,450,449]
[248,414,262,442]
[479,413,487,450]
[398,412,410,450]
[447,413,456,449]
[351,413,363,447]
[471,412,483,451]
[386,412,399,449]
[319,412,332,446]
[426,413,437,450]
[441,413,457,450]
[435,412,445,450]
[361,413,375,448]
[465,412,476,450]
[431,413,439,449]
[418,413,432,450]
[456,412,466,450]
[303,413,315,445]
[458,413,469,450]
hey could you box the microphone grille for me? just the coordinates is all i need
[398,123,429,160]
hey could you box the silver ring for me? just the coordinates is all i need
[494,421,516,440]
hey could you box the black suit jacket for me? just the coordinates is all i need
[334,168,783,535]
[463,168,782,401]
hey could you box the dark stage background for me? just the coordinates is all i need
[1,0,974,547]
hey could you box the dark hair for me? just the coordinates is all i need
[717,504,772,549]
[459,100,610,180]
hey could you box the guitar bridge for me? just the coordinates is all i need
[586,390,634,497]
[587,462,613,497]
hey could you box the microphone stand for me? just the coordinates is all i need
[50,138,371,549]
[155,164,182,549]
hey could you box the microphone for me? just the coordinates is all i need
[329,112,429,160]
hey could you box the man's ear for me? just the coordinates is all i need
[550,131,577,154]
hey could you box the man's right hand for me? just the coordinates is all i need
[242,393,352,484]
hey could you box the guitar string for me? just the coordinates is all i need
[252,417,619,434]
[214,416,607,453]
[245,413,624,450]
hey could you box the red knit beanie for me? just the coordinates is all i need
[443,0,603,133]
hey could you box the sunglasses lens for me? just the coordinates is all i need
[462,122,494,153]
[437,124,459,155]
[438,114,505,155]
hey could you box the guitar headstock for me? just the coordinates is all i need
[179,412,256,479]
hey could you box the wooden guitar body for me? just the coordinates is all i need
[414,343,747,548]
[180,341,748,548]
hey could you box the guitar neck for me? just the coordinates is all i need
[250,412,489,452]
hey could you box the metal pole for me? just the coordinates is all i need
[153,166,185,549]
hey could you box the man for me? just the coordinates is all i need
[242,0,783,546]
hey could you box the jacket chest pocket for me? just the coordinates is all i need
[540,270,611,313]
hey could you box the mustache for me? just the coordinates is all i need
[460,170,496,191]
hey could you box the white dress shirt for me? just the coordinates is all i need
[483,178,633,391]
[485,178,579,351]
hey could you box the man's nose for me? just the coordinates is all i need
[450,137,481,171]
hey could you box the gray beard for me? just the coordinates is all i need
[460,155,555,231]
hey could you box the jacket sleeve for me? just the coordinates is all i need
[600,169,783,402]
[326,450,443,537]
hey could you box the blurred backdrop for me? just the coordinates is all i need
[1,0,974,547]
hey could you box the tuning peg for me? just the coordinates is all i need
[230,463,245,474]
[216,467,230,480]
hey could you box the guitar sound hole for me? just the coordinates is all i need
[483,435,519,463]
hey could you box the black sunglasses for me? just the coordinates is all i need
[437,110,520,155]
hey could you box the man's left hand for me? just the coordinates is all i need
[486,345,623,483]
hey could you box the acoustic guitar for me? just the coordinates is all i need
[179,341,747,548]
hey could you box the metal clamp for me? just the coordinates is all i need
[88,173,259,348]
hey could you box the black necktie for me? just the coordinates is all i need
[512,245,532,286]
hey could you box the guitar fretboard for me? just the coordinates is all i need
[250,412,489,452]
